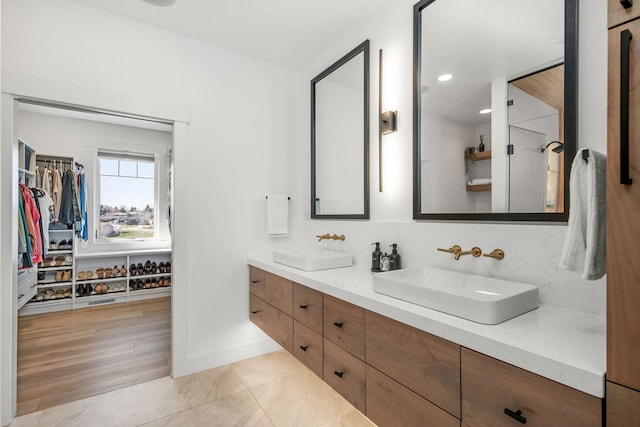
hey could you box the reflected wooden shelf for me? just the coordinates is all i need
[470,150,491,161]
[466,184,492,192]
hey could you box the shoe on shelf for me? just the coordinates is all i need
[54,256,65,266]
[137,263,144,275]
[105,267,113,278]
[55,270,63,282]
[96,267,105,279]
[64,254,73,265]
[42,257,53,267]
[48,240,57,250]
[159,262,166,273]
[120,265,127,276]
[165,261,172,274]
[130,264,137,276]
[57,240,66,250]
[144,260,151,275]
[62,270,72,281]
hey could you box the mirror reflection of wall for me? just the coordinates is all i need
[312,40,370,219]
[414,0,575,221]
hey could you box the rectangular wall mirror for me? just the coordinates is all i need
[312,40,370,219]
[413,0,577,221]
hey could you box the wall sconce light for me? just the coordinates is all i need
[379,49,397,192]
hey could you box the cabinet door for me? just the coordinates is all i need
[323,338,365,413]
[366,365,459,427]
[366,310,460,418]
[607,381,640,426]
[293,283,323,334]
[609,0,640,29]
[293,320,323,378]
[608,20,640,391]
[249,293,266,330]
[461,348,602,427]
[323,295,365,359]
[262,301,293,353]
[249,266,265,299]
[264,271,293,316]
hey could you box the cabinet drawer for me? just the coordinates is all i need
[323,295,365,359]
[607,381,640,426]
[293,283,323,334]
[609,0,640,29]
[366,310,461,418]
[262,301,293,353]
[323,338,365,413]
[249,293,266,330]
[249,266,265,299]
[366,365,460,427]
[293,320,323,378]
[265,271,293,316]
[461,348,602,427]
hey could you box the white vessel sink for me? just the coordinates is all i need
[373,266,538,324]
[273,248,352,271]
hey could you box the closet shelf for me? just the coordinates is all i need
[77,291,126,300]
[47,249,73,255]
[76,277,127,285]
[48,229,74,233]
[129,272,172,280]
[466,184,492,192]
[39,265,73,271]
[75,248,171,258]
[37,281,73,287]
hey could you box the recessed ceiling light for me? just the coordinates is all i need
[479,108,492,114]
[142,0,176,6]
[437,74,453,82]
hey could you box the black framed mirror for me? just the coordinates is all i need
[312,40,370,219]
[413,0,577,221]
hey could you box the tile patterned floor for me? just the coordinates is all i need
[8,350,375,427]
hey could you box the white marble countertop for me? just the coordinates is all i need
[247,254,606,398]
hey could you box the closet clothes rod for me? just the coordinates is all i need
[265,196,291,200]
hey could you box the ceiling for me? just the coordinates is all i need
[70,0,391,70]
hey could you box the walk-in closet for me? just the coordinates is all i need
[14,100,174,415]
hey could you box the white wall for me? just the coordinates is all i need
[294,0,607,315]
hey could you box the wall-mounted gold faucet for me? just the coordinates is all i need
[316,233,346,242]
[437,245,482,260]
[483,249,505,260]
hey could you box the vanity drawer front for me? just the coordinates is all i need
[323,295,365,359]
[366,365,460,427]
[249,266,266,299]
[265,271,293,316]
[323,338,365,413]
[461,348,602,427]
[293,283,323,334]
[293,320,323,378]
[609,0,640,29]
[262,301,293,353]
[366,310,461,418]
[249,293,266,330]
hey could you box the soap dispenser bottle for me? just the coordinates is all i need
[371,242,382,271]
[389,243,401,270]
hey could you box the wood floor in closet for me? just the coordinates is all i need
[16,297,171,416]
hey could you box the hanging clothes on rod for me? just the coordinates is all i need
[18,183,43,266]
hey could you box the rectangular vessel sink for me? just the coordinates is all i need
[273,248,352,271]
[373,266,538,324]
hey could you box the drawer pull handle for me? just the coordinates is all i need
[251,280,261,284]
[251,310,259,314]
[334,370,344,378]
[299,304,308,309]
[333,322,344,328]
[504,408,527,424]
[299,345,308,351]
[621,0,633,9]
[620,29,634,185]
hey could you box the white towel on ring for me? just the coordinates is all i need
[559,149,606,280]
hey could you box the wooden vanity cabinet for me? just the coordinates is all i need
[323,294,365,360]
[366,310,460,419]
[293,320,323,378]
[608,6,640,425]
[461,348,601,427]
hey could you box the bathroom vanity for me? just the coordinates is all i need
[247,256,605,427]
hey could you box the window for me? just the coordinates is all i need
[97,151,156,241]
